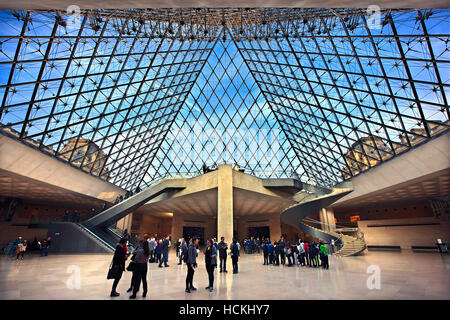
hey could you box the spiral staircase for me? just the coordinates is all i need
[281,182,367,257]
[301,219,367,256]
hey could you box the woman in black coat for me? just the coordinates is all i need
[110,238,127,297]
[204,239,217,292]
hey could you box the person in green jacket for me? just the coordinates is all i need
[319,243,329,269]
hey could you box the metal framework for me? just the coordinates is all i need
[0,8,449,190]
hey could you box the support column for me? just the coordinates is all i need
[320,207,336,232]
[270,215,282,241]
[217,164,233,243]
[171,213,183,241]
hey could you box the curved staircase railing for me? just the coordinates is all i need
[280,184,367,257]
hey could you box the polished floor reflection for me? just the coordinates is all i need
[0,250,448,300]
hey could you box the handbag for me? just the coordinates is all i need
[107,259,122,280]
[126,261,138,272]
[107,265,122,279]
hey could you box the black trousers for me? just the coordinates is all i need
[206,263,215,287]
[219,256,227,271]
[322,255,329,269]
[132,263,148,295]
[129,269,137,290]
[306,252,311,266]
[159,250,168,267]
[263,253,269,265]
[111,268,123,293]
[275,253,280,265]
[299,253,305,265]
[287,254,293,266]
[269,253,274,264]
[280,251,286,265]
[232,255,239,273]
[186,264,195,289]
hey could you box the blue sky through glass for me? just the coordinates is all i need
[0,9,448,189]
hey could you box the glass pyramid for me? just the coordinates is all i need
[0,9,448,190]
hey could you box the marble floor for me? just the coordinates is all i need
[0,250,448,300]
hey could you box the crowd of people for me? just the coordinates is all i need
[108,234,242,298]
[242,237,261,254]
[107,232,336,298]
[3,236,52,259]
[261,236,333,269]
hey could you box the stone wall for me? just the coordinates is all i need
[358,216,449,249]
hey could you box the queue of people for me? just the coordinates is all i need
[261,236,330,269]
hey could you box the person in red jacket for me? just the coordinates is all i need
[304,241,310,266]
[123,241,128,258]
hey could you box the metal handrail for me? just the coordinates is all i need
[301,217,366,254]
[107,226,138,249]
[77,224,115,251]
[303,217,350,230]
[303,217,364,237]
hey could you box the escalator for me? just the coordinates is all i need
[78,177,187,250]
[82,178,187,229]
[42,178,187,253]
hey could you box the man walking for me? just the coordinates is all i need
[185,237,199,293]
[159,235,170,268]
[218,237,228,273]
